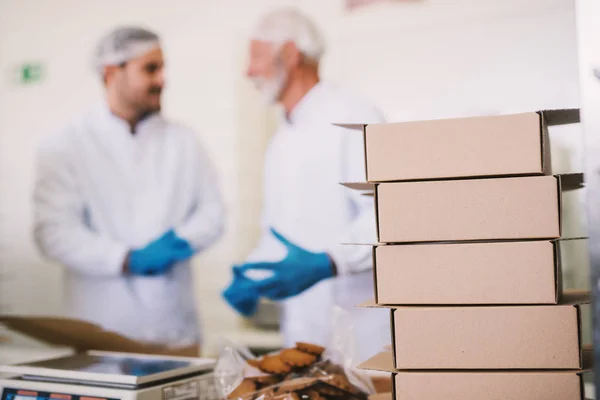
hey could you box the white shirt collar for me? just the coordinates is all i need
[287,81,326,126]
[97,101,163,134]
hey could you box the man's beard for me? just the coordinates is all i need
[252,65,288,104]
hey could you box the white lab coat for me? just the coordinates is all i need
[247,82,390,363]
[33,103,224,346]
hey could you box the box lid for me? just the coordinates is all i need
[357,290,591,308]
[561,173,585,191]
[334,109,580,131]
[359,349,593,373]
[341,173,583,192]
[340,182,376,191]
[539,109,581,126]
[343,237,588,247]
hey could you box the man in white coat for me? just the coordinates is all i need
[223,9,389,363]
[33,26,224,355]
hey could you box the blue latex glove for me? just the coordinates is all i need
[236,228,334,300]
[128,230,194,276]
[222,268,261,317]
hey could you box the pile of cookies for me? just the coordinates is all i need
[227,342,368,400]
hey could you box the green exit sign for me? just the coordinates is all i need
[15,62,44,85]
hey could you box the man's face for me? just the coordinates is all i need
[109,48,165,115]
[246,40,288,104]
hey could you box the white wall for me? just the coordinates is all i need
[0,0,588,354]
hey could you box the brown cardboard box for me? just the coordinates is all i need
[0,316,199,357]
[361,291,589,370]
[376,175,563,243]
[347,175,568,243]
[373,240,563,305]
[338,109,579,182]
[368,394,392,400]
[359,351,591,400]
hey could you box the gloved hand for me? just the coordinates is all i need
[235,228,335,300]
[128,230,194,276]
[222,267,261,317]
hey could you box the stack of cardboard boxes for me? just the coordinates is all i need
[341,110,591,400]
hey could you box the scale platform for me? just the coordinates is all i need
[0,351,218,400]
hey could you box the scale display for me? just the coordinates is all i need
[1,388,119,400]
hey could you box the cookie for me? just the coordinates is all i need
[227,378,256,399]
[247,358,261,369]
[254,375,280,388]
[295,342,325,356]
[317,374,354,396]
[313,360,343,375]
[260,354,292,374]
[280,348,317,368]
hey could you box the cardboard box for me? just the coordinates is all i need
[368,394,392,400]
[0,316,198,357]
[346,175,577,243]
[361,291,589,370]
[373,240,563,305]
[338,109,579,182]
[359,350,591,400]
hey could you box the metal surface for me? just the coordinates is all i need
[0,351,214,386]
[0,351,218,400]
[576,0,600,391]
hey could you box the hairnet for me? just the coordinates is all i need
[93,26,160,73]
[251,8,325,62]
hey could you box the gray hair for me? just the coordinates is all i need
[251,8,325,63]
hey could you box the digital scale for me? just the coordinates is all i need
[0,351,219,400]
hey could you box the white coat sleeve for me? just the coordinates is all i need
[173,140,225,252]
[33,135,129,277]
[328,111,385,276]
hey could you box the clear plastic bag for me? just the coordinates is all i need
[214,307,376,400]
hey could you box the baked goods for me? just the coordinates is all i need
[260,354,293,374]
[317,374,354,396]
[295,342,325,356]
[227,342,368,399]
[254,375,280,387]
[276,377,318,392]
[280,348,318,368]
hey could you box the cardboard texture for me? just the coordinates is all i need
[358,292,589,370]
[375,175,561,243]
[368,394,392,400]
[360,351,587,400]
[389,301,585,369]
[0,316,198,357]
[373,240,561,305]
[339,109,579,182]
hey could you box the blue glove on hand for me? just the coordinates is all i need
[128,230,194,276]
[235,228,334,300]
[222,267,261,317]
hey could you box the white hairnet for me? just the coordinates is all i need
[251,8,325,62]
[93,26,160,73]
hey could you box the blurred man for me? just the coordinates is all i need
[223,8,389,363]
[33,26,224,355]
